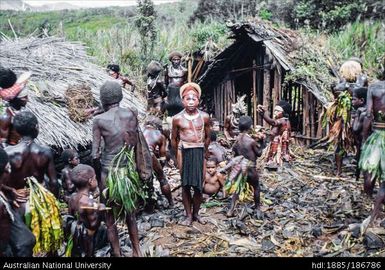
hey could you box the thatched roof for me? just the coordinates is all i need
[198,20,335,106]
[0,37,146,149]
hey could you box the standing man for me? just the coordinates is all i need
[359,79,385,223]
[92,81,144,257]
[171,82,211,226]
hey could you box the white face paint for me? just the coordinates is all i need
[273,106,284,119]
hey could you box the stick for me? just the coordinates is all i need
[252,60,257,128]
[80,206,112,211]
[313,175,356,183]
[8,19,18,40]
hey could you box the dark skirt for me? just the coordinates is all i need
[181,147,204,191]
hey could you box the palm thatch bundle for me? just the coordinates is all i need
[0,37,146,149]
[65,83,94,122]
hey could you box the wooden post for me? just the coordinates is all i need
[252,60,257,128]
[263,69,270,128]
[187,56,192,83]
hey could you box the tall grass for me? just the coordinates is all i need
[327,21,385,76]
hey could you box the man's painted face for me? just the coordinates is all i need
[171,57,181,68]
[273,106,284,119]
[182,90,199,112]
[206,162,217,175]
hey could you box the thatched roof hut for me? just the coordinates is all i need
[0,37,146,149]
[197,20,336,143]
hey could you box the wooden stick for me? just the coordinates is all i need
[252,60,257,128]
[80,206,112,210]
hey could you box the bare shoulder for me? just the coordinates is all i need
[200,110,210,119]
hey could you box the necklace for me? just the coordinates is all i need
[183,110,199,121]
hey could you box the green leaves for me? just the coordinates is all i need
[106,146,147,220]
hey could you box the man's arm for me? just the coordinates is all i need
[46,150,59,197]
[158,134,167,167]
[204,114,211,153]
[171,117,179,157]
[92,119,101,160]
[0,114,11,147]
[362,87,373,142]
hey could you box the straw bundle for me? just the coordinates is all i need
[0,37,146,149]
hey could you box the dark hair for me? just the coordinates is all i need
[353,87,367,101]
[70,164,95,188]
[210,131,217,142]
[61,149,77,164]
[239,115,252,132]
[0,67,17,89]
[100,81,123,107]
[0,148,9,175]
[207,158,217,165]
[107,64,120,73]
[13,111,38,138]
[277,100,292,117]
[145,115,162,129]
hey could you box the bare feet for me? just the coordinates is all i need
[193,215,207,225]
[254,209,263,220]
[226,209,236,218]
[179,216,193,226]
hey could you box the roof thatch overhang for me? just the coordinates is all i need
[198,21,334,107]
[0,37,146,149]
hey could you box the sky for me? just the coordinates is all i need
[24,0,178,8]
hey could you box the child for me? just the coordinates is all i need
[203,159,225,198]
[351,87,368,181]
[67,164,107,257]
[220,116,265,218]
[61,149,80,202]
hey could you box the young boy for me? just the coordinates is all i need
[67,164,107,257]
[203,159,225,197]
[61,149,80,202]
[351,87,368,181]
[220,116,265,218]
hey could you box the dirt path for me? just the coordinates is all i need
[98,147,384,257]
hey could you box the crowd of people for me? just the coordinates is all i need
[0,53,383,257]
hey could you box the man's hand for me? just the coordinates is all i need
[257,104,266,114]
[11,188,29,208]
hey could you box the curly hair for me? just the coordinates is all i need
[239,115,252,132]
[61,149,77,164]
[352,87,367,101]
[277,100,292,117]
[70,164,95,188]
[13,111,38,138]
[100,81,123,107]
[0,67,17,89]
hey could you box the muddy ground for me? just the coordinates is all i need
[95,147,385,257]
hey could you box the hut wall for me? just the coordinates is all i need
[214,80,236,128]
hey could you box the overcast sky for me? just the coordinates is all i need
[24,0,178,8]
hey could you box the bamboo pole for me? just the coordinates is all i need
[252,60,257,128]
[187,56,192,83]
[263,70,270,128]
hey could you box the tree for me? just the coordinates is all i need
[134,0,157,62]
